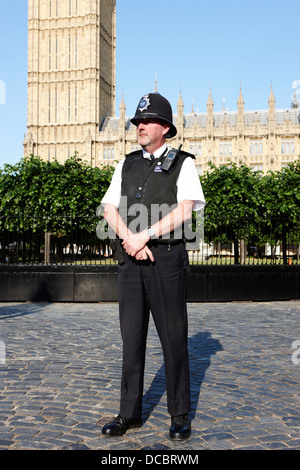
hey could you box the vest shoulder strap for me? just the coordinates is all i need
[125,150,143,161]
[122,150,143,175]
[178,149,195,160]
[125,149,142,158]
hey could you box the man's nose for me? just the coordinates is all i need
[137,120,148,129]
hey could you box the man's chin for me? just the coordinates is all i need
[138,137,150,148]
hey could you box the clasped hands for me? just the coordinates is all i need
[122,230,154,262]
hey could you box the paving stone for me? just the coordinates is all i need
[0,300,299,450]
[61,443,90,450]
[0,439,13,447]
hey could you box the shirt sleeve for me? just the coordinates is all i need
[176,157,206,211]
[101,159,124,208]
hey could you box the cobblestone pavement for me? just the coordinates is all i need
[0,300,300,451]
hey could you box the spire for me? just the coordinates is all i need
[176,89,184,140]
[206,87,214,122]
[191,99,194,114]
[154,73,158,93]
[236,85,245,142]
[237,85,244,124]
[268,83,275,105]
[118,92,126,133]
[207,87,214,107]
[119,92,126,118]
[268,83,276,133]
[177,89,183,109]
[237,84,244,106]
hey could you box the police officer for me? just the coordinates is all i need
[101,93,205,440]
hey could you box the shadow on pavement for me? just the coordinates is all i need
[142,331,223,421]
[0,302,49,319]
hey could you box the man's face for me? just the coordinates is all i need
[136,119,170,153]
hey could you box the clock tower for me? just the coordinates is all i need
[24,0,116,164]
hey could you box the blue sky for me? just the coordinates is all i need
[0,0,299,168]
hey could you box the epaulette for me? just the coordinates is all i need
[178,149,195,159]
[122,150,142,175]
[125,150,142,158]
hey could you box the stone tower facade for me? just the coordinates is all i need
[24,0,116,163]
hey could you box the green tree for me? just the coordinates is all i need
[0,154,114,263]
[0,154,113,228]
[258,161,300,262]
[200,162,263,263]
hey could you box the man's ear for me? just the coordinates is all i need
[162,124,171,137]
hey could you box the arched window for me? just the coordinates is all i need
[291,141,294,153]
[286,142,290,154]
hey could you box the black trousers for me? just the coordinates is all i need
[118,242,190,419]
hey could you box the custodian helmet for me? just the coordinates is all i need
[130,93,177,138]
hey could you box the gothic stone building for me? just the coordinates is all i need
[24,0,300,174]
[99,87,300,175]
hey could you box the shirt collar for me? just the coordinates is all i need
[142,143,167,160]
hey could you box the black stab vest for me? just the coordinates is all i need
[119,149,194,242]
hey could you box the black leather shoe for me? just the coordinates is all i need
[102,415,142,437]
[169,414,191,440]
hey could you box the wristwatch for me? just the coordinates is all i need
[147,226,156,239]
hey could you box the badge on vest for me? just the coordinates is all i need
[153,163,163,173]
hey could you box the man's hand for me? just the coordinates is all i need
[122,230,150,258]
[134,246,155,262]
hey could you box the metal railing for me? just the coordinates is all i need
[0,215,299,266]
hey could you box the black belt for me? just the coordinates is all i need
[148,239,184,247]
